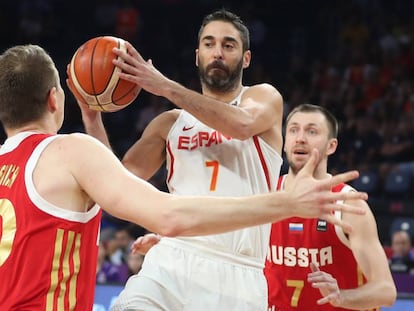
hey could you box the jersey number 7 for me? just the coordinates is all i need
[287,279,304,307]
[206,160,219,191]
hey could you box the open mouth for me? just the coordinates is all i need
[293,149,308,155]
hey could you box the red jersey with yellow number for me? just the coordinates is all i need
[0,132,102,311]
[264,175,378,311]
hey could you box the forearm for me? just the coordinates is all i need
[163,80,251,138]
[338,281,396,309]
[80,110,112,150]
[160,192,293,237]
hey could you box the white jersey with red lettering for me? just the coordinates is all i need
[165,87,282,263]
[111,87,283,311]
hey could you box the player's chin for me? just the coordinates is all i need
[290,162,306,175]
[292,155,310,166]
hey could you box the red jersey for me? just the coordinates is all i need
[0,132,102,310]
[264,175,377,311]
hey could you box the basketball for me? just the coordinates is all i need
[69,36,141,112]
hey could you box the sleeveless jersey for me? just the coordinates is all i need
[0,132,102,311]
[264,175,378,311]
[164,87,283,263]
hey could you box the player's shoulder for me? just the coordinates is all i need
[149,108,179,122]
[146,109,179,132]
[35,133,110,174]
[244,83,283,102]
[53,132,96,143]
[164,108,181,119]
[48,133,106,153]
[248,82,281,93]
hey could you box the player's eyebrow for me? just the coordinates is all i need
[201,35,239,45]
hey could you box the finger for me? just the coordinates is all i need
[141,236,153,244]
[130,246,139,254]
[328,170,360,187]
[66,79,88,106]
[330,201,366,217]
[112,59,138,82]
[66,77,75,94]
[297,149,319,177]
[312,280,337,290]
[311,281,327,289]
[66,63,70,77]
[317,295,332,305]
[308,272,334,283]
[319,199,366,215]
[310,262,320,273]
[321,212,353,233]
[113,51,136,68]
[113,41,145,64]
[65,63,89,106]
[124,41,145,62]
[324,191,368,205]
[131,238,143,248]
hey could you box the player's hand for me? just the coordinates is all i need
[66,64,87,106]
[288,149,367,232]
[308,263,342,307]
[66,64,103,122]
[112,41,168,97]
[130,233,161,255]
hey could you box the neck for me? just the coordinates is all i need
[6,122,56,138]
[202,84,243,103]
[285,165,330,189]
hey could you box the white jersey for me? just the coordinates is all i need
[164,87,283,264]
[111,88,283,311]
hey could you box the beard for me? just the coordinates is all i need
[198,58,243,93]
[287,158,305,175]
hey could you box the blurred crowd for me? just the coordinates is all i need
[1,0,414,283]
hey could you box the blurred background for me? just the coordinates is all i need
[1,0,413,309]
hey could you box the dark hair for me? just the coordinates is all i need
[286,104,339,139]
[198,9,250,52]
[0,44,57,128]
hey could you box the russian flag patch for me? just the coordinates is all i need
[289,223,304,231]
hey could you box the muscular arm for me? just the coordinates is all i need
[338,200,396,308]
[112,42,283,148]
[41,135,367,237]
[122,110,177,179]
[162,81,282,141]
[309,199,397,309]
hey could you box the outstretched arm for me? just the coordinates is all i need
[307,199,396,309]
[68,136,366,236]
[46,132,366,238]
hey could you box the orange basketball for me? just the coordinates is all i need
[69,36,141,112]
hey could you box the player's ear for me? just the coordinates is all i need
[326,138,338,156]
[243,50,251,69]
[46,87,58,113]
[195,49,199,67]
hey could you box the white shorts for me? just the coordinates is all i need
[111,238,268,311]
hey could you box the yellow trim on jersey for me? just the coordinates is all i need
[45,229,82,311]
[46,229,64,309]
